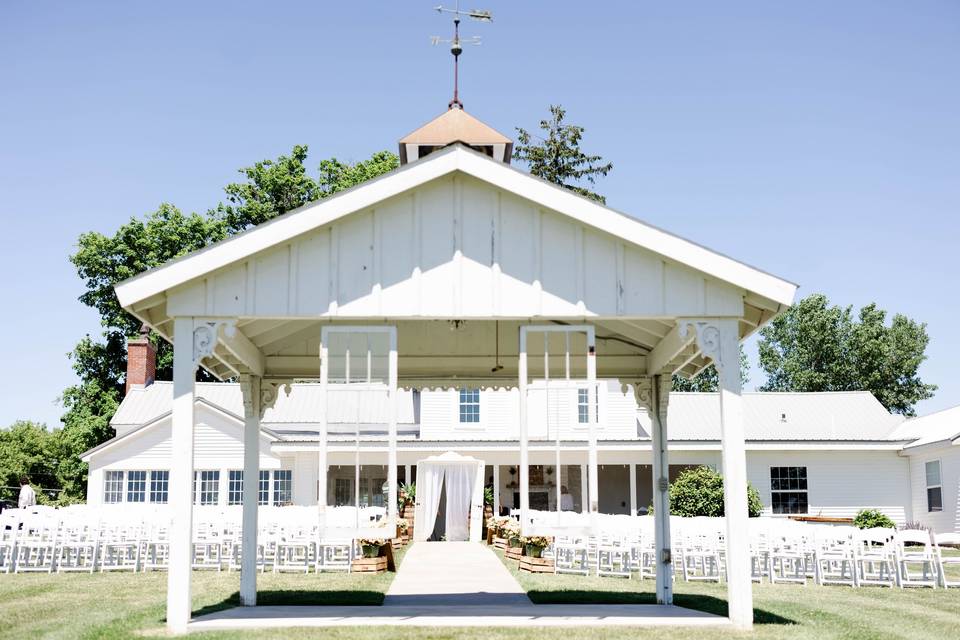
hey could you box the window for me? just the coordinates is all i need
[197,470,220,505]
[577,387,600,425]
[770,466,808,514]
[926,460,943,512]
[150,471,169,503]
[273,470,292,505]
[228,470,244,505]
[258,470,270,505]
[104,470,124,504]
[335,478,352,506]
[459,388,480,423]
[126,470,146,503]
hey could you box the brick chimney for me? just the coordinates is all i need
[126,324,157,393]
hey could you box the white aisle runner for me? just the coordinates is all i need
[385,541,530,606]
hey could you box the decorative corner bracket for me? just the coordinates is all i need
[192,320,237,370]
[677,319,736,375]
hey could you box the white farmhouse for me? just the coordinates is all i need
[83,338,950,532]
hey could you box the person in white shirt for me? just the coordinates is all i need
[560,485,574,511]
[18,477,36,509]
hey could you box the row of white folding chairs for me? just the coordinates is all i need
[750,520,959,588]
[1,506,387,574]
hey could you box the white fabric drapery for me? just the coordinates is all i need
[414,452,485,543]
[414,463,445,542]
[443,463,474,541]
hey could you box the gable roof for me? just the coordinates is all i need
[115,143,796,312]
[889,404,960,450]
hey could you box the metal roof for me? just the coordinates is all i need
[113,383,908,443]
[888,404,960,449]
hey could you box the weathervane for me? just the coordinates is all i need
[431,2,492,109]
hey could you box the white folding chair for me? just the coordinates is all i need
[933,532,960,588]
[553,535,590,576]
[853,527,896,587]
[813,525,857,587]
[894,529,937,588]
[0,510,21,573]
[56,513,99,573]
[14,511,59,573]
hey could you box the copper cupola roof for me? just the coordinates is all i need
[398,107,513,165]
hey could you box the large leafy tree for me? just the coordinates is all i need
[758,293,935,415]
[672,346,750,392]
[59,147,399,501]
[0,421,58,503]
[513,105,613,203]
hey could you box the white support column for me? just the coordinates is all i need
[518,330,529,532]
[641,375,673,605]
[167,317,198,634]
[629,463,637,516]
[387,335,398,527]
[404,464,412,486]
[580,464,588,513]
[239,374,261,607]
[586,338,598,517]
[681,319,752,630]
[318,337,329,529]
[492,464,500,514]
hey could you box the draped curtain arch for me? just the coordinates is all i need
[414,452,485,542]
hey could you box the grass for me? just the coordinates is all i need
[0,545,957,639]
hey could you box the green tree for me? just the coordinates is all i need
[669,466,763,517]
[513,105,613,203]
[672,346,750,392]
[60,147,399,501]
[0,421,58,503]
[758,293,935,415]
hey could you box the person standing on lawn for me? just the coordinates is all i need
[18,476,36,509]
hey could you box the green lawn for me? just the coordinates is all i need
[0,545,957,640]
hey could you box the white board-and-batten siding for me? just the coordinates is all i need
[164,175,745,319]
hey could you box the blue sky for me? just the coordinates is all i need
[1,1,957,428]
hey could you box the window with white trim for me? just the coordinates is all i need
[258,470,270,505]
[273,470,293,505]
[104,470,124,503]
[459,388,480,423]
[228,470,244,505]
[126,470,146,503]
[150,471,169,503]
[770,466,808,514]
[195,470,220,505]
[926,460,943,512]
[577,387,601,425]
[335,478,352,506]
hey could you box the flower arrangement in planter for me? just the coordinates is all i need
[396,519,409,535]
[502,520,522,548]
[521,535,551,558]
[357,538,386,558]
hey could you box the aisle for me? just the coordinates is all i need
[385,541,531,606]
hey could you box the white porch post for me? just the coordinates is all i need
[681,319,752,629]
[387,335,398,526]
[580,464,588,512]
[518,330,529,530]
[167,318,197,633]
[492,464,500,514]
[629,463,637,515]
[239,374,261,606]
[318,337,329,527]
[641,374,673,605]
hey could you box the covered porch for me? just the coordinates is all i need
[114,144,796,633]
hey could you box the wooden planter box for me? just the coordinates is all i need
[505,546,523,561]
[493,537,507,550]
[519,555,554,574]
[352,556,388,573]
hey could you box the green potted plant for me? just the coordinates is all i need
[357,538,386,558]
[522,535,551,558]
[503,520,522,548]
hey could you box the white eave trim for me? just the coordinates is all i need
[115,145,797,310]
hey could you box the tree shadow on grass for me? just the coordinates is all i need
[192,590,385,618]
[526,590,794,626]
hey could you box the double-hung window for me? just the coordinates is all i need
[258,470,270,505]
[577,387,600,425]
[196,470,220,505]
[150,471,169,503]
[104,470,124,503]
[126,470,146,503]
[273,470,293,505]
[459,388,480,424]
[926,460,943,512]
[770,466,808,514]
[228,470,244,505]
